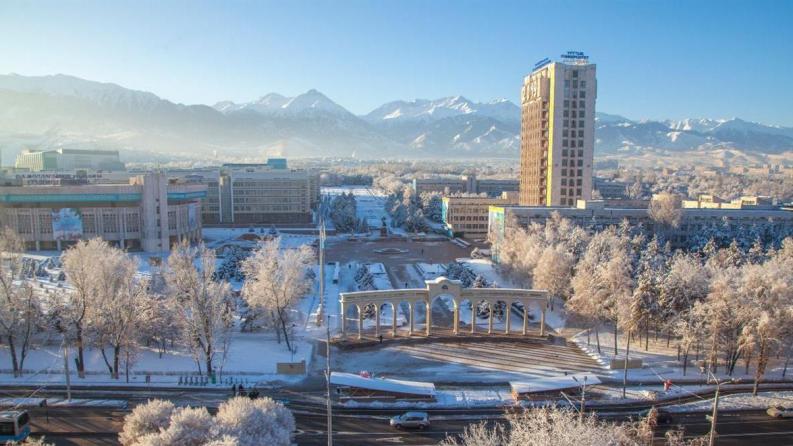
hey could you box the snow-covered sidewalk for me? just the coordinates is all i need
[0,397,127,409]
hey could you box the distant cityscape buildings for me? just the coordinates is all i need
[15,148,126,171]
[519,52,596,207]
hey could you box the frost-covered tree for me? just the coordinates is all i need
[165,241,234,376]
[329,192,358,233]
[533,245,574,303]
[215,397,295,446]
[570,227,634,355]
[119,397,294,446]
[153,406,215,446]
[119,399,176,445]
[61,238,127,378]
[648,192,682,229]
[738,256,793,394]
[0,227,43,377]
[441,407,661,446]
[420,192,443,223]
[86,249,153,380]
[241,238,314,352]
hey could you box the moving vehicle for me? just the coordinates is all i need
[767,406,793,418]
[390,411,430,429]
[0,410,31,443]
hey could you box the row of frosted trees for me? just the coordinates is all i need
[0,227,314,380]
[494,213,793,394]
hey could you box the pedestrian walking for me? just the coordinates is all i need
[238,383,246,397]
[378,334,383,344]
[231,384,237,396]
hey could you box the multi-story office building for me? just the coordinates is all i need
[219,164,318,225]
[0,173,205,252]
[442,192,518,238]
[519,52,596,206]
[15,148,126,172]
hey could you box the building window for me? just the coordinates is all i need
[580,91,586,99]
[102,213,118,233]
[83,214,96,234]
[578,130,584,137]
[578,149,584,156]
[581,80,586,88]
[17,215,32,234]
[38,214,52,234]
[579,100,585,107]
[126,213,140,233]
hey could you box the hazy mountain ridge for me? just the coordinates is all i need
[1,73,791,161]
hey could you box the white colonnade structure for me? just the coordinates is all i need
[339,277,549,340]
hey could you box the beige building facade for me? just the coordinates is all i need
[442,192,518,238]
[0,173,205,252]
[520,53,596,207]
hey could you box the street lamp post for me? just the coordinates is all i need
[707,371,732,446]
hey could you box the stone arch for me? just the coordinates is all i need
[338,277,549,339]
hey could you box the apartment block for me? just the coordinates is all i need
[520,52,596,206]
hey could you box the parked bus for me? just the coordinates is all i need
[0,410,31,443]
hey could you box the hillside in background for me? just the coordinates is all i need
[1,73,792,163]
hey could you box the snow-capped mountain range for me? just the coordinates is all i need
[1,73,792,160]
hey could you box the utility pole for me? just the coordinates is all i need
[318,220,326,325]
[319,217,333,446]
[708,372,723,446]
[326,313,333,446]
[63,343,72,401]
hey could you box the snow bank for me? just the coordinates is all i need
[330,372,435,397]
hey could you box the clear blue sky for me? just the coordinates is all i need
[1,0,792,125]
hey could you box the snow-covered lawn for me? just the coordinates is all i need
[0,330,313,387]
[573,328,793,384]
[416,263,447,280]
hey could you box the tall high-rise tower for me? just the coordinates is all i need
[519,52,596,207]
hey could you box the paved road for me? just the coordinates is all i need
[22,406,793,446]
[9,385,793,445]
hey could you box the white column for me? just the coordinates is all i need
[357,308,363,340]
[425,301,431,336]
[488,302,493,334]
[340,301,346,337]
[392,303,397,337]
[540,304,546,337]
[408,302,414,335]
[522,300,528,335]
[375,304,380,338]
[471,303,476,334]
[453,303,459,335]
[505,301,511,334]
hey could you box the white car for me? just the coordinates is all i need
[390,412,430,429]
[767,406,793,418]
